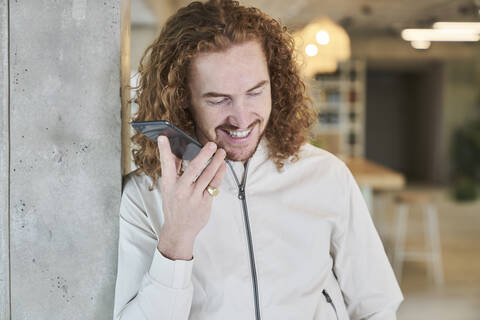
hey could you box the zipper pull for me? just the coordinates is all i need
[238,185,245,200]
[322,289,339,320]
[322,289,332,303]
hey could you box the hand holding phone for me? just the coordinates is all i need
[132,120,227,260]
[156,136,227,260]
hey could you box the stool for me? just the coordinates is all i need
[392,191,444,285]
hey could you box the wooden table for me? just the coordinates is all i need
[344,157,406,212]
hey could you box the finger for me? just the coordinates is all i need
[194,148,227,193]
[202,161,227,199]
[175,157,183,176]
[209,160,227,189]
[157,135,178,184]
[179,142,218,185]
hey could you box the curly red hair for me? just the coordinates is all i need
[131,0,315,190]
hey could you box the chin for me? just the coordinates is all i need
[226,152,253,162]
[203,124,265,162]
[223,142,260,162]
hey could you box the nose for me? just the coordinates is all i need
[226,99,253,129]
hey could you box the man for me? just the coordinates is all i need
[113,0,403,319]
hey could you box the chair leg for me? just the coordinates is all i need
[425,204,444,285]
[422,204,434,282]
[393,203,408,283]
[373,192,389,240]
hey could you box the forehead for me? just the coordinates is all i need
[188,40,269,93]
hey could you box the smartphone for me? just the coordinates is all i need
[131,120,203,161]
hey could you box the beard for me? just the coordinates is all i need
[196,119,265,163]
[217,120,264,162]
[223,129,266,163]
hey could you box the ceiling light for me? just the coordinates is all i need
[411,40,431,49]
[433,22,480,33]
[294,17,350,75]
[316,30,330,45]
[305,44,319,56]
[401,28,480,42]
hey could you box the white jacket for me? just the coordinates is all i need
[113,141,403,319]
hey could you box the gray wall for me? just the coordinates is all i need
[1,0,10,318]
[1,0,123,319]
[365,63,445,184]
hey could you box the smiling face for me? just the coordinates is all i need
[187,40,272,163]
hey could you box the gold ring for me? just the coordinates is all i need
[207,185,219,197]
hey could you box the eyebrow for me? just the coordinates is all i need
[202,80,269,99]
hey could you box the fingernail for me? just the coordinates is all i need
[158,136,166,144]
[208,142,217,150]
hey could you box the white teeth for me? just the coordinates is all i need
[226,129,251,138]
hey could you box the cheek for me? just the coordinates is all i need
[199,110,223,129]
[262,95,272,118]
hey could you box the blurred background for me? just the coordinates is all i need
[127,1,480,319]
[0,0,479,318]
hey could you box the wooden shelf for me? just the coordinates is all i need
[308,59,366,157]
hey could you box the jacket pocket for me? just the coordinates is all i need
[322,289,339,320]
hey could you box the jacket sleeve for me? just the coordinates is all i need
[113,175,194,319]
[331,163,403,320]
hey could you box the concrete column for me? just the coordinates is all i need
[1,0,10,318]
[2,0,123,318]
[121,0,131,176]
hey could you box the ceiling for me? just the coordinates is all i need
[132,0,480,36]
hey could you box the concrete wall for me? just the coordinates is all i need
[1,0,10,318]
[1,0,123,318]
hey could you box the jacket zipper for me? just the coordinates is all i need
[226,160,261,320]
[322,289,339,320]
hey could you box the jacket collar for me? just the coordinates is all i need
[226,137,270,184]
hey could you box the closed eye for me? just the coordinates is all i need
[207,97,230,105]
[248,88,263,96]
